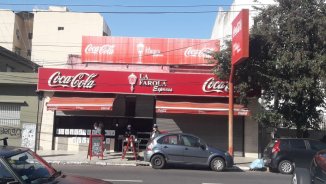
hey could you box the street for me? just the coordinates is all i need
[53,164,291,184]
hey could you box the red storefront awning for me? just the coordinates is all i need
[47,97,115,111]
[156,100,250,116]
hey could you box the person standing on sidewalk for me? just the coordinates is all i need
[93,122,99,134]
[98,122,105,137]
[150,124,161,140]
[98,122,107,152]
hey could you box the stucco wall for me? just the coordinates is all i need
[0,10,15,51]
[0,82,39,148]
[32,11,110,67]
[39,92,55,150]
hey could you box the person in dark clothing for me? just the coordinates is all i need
[124,124,136,138]
[150,124,161,140]
[124,124,137,150]
[93,122,99,134]
[98,122,105,137]
[271,128,280,139]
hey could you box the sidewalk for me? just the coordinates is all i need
[36,150,256,171]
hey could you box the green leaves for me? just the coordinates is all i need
[211,0,326,136]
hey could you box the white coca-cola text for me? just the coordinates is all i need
[202,77,228,93]
[48,72,98,89]
[184,47,214,58]
[232,20,242,38]
[84,44,115,55]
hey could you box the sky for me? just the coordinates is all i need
[0,0,234,39]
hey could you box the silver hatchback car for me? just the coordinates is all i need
[144,133,234,171]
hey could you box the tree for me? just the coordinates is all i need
[211,0,326,137]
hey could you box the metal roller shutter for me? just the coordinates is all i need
[156,114,244,156]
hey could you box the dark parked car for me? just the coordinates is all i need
[144,133,234,171]
[263,138,326,174]
[292,149,326,184]
[0,137,112,184]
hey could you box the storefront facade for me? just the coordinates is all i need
[37,36,259,157]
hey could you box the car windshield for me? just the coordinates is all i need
[5,150,57,183]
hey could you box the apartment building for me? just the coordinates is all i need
[0,6,110,67]
[0,10,33,60]
[210,0,276,46]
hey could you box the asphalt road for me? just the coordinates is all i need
[53,164,291,184]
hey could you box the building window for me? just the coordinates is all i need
[14,47,21,56]
[27,49,31,56]
[28,32,33,39]
[16,29,20,40]
[0,103,21,127]
[58,27,64,31]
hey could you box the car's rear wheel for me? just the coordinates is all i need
[210,157,225,172]
[151,154,166,169]
[278,160,294,174]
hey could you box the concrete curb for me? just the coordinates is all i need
[46,160,149,167]
[47,159,253,171]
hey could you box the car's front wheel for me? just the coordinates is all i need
[151,154,166,169]
[210,157,225,172]
[278,160,294,174]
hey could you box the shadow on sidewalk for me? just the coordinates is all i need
[41,154,75,157]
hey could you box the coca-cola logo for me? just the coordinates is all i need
[232,20,242,38]
[48,72,98,89]
[202,77,228,93]
[184,47,214,58]
[84,44,115,55]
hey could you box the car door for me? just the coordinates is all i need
[289,139,313,168]
[181,135,210,165]
[159,134,184,163]
[308,140,326,153]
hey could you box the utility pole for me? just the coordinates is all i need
[228,9,249,156]
[228,65,235,156]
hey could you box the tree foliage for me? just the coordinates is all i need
[211,0,326,137]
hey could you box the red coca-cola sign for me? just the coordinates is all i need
[38,68,229,97]
[81,36,220,65]
[48,72,98,88]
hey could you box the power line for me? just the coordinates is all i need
[0,9,259,14]
[0,3,274,8]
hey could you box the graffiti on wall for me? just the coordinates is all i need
[0,127,22,137]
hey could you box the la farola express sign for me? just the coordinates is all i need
[38,68,229,97]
